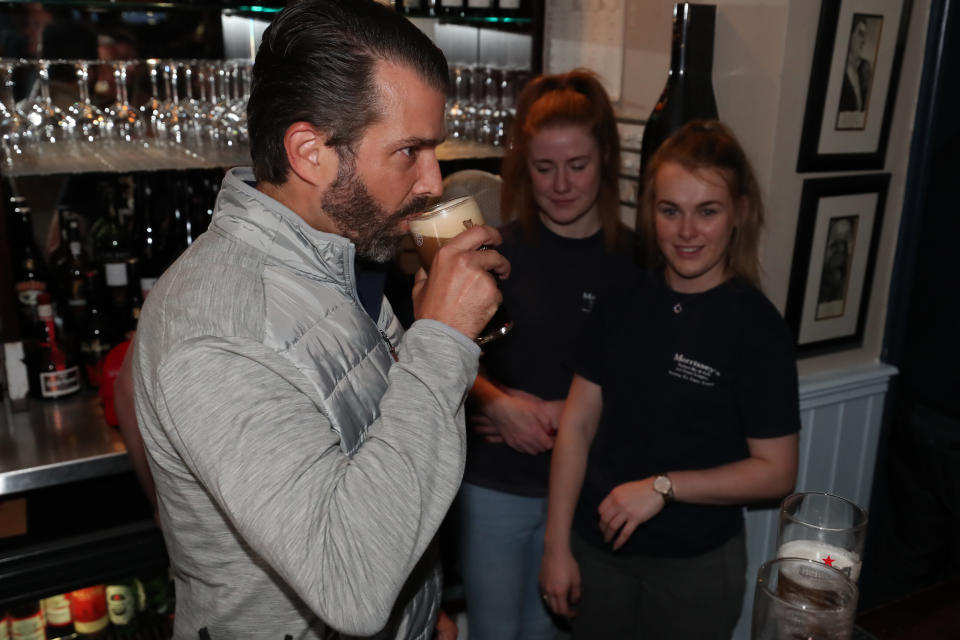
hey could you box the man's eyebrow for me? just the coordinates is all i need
[396,135,446,148]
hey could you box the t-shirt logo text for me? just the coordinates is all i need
[668,353,721,387]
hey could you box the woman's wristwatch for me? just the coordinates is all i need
[653,473,674,504]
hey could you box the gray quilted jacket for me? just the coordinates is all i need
[132,167,478,640]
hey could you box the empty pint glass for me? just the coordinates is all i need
[752,557,858,640]
[408,195,513,346]
[776,492,868,583]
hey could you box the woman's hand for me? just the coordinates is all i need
[539,545,581,618]
[472,386,557,455]
[597,477,665,550]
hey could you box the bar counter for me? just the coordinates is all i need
[0,392,130,497]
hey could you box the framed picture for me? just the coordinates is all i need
[785,174,890,356]
[796,0,912,172]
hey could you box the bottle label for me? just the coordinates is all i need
[70,586,109,633]
[39,366,81,398]
[468,0,492,6]
[104,262,128,287]
[41,594,72,626]
[15,281,46,307]
[499,0,520,8]
[9,612,44,640]
[69,241,83,257]
[441,0,461,6]
[140,277,158,298]
[106,584,136,625]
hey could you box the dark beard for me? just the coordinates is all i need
[321,159,428,263]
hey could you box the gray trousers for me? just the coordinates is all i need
[569,529,746,640]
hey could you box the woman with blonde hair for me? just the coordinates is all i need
[459,69,635,640]
[540,120,800,639]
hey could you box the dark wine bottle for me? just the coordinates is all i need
[90,184,132,321]
[27,293,81,400]
[132,174,164,299]
[59,216,91,344]
[637,2,719,179]
[9,198,49,341]
[79,271,115,389]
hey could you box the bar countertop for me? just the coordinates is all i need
[0,393,130,497]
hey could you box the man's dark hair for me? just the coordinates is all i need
[248,0,449,184]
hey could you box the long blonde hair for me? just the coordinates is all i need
[639,119,764,287]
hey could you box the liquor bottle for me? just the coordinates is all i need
[7,600,44,640]
[132,174,163,299]
[28,293,81,400]
[58,217,91,346]
[637,2,718,180]
[40,594,74,640]
[69,586,108,638]
[78,271,115,389]
[9,198,49,340]
[106,578,141,636]
[124,258,143,337]
[89,184,131,321]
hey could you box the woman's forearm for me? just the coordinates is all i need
[543,376,602,552]
[668,433,798,505]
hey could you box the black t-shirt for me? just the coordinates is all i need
[463,219,637,496]
[572,270,801,556]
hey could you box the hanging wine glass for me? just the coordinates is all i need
[215,61,243,158]
[476,65,497,145]
[21,59,70,152]
[139,58,165,142]
[66,59,105,149]
[0,58,35,169]
[160,59,192,152]
[446,65,468,140]
[103,60,145,169]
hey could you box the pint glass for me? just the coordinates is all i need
[776,492,868,582]
[408,195,513,345]
[752,557,858,640]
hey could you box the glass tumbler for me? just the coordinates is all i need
[776,492,868,582]
[752,557,858,640]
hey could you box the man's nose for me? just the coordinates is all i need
[416,153,443,198]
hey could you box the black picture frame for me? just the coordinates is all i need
[796,0,912,172]
[785,174,890,356]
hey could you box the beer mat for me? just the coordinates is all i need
[852,626,881,640]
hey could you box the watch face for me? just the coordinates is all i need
[654,475,672,495]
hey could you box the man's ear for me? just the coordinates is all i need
[284,122,338,187]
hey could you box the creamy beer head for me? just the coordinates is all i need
[777,539,862,582]
[408,196,486,270]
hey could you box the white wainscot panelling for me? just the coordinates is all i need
[731,362,898,640]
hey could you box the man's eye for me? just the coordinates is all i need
[400,147,416,158]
